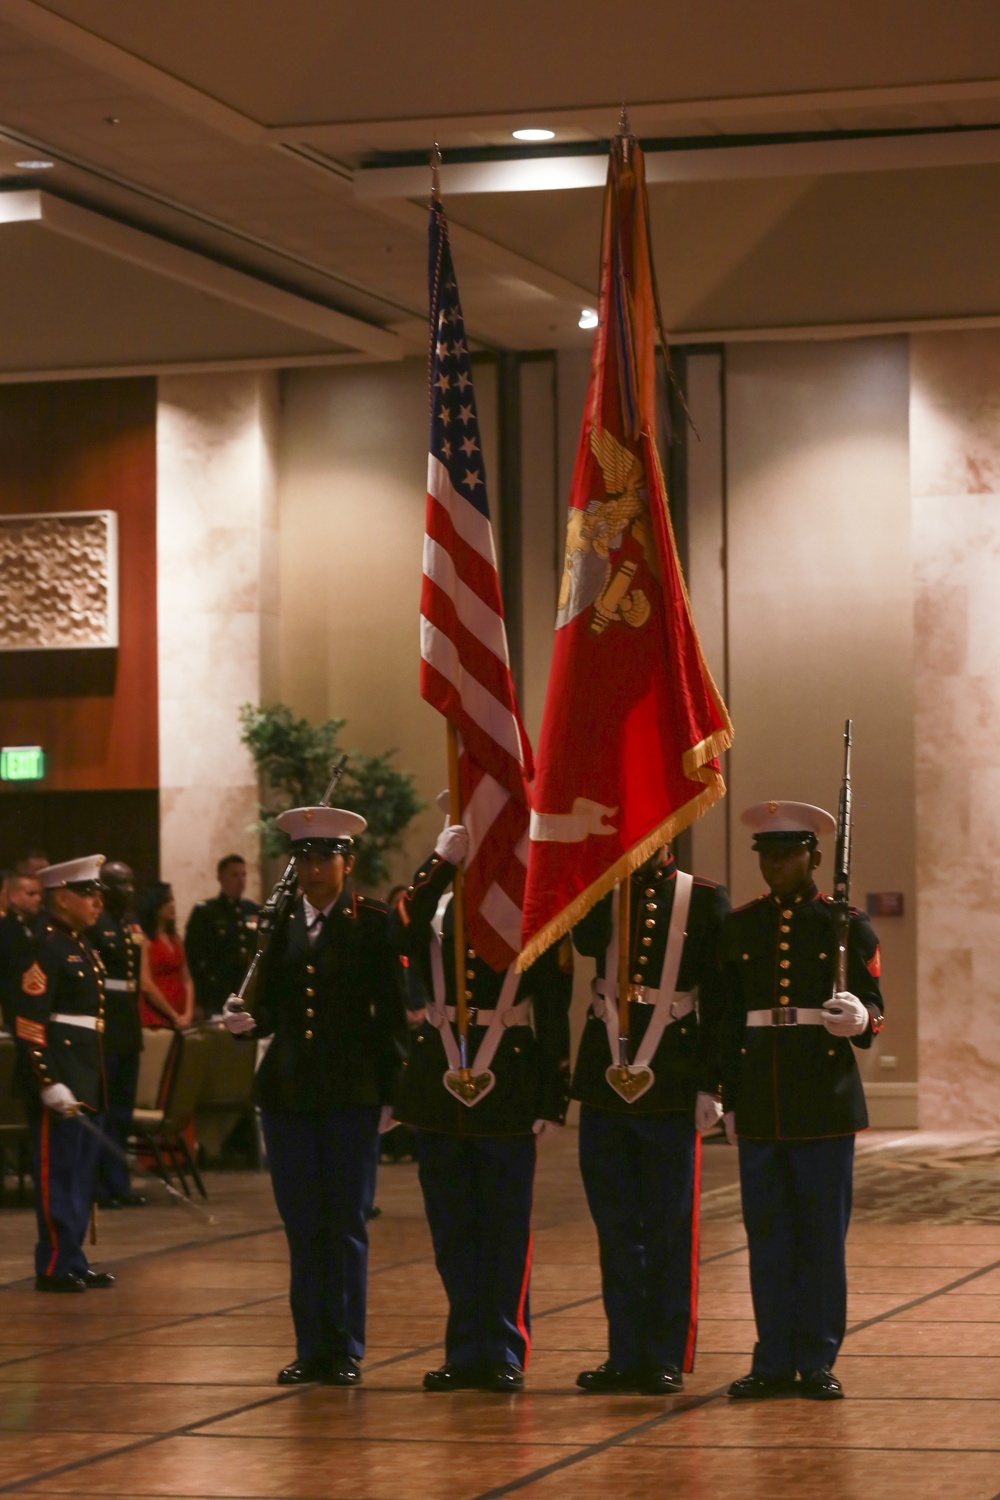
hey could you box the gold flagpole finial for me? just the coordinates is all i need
[430,141,442,201]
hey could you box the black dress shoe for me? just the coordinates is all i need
[35,1273,86,1294]
[799,1368,844,1400]
[644,1366,683,1395]
[81,1269,116,1288]
[325,1355,362,1386]
[485,1362,524,1393]
[277,1357,327,1385]
[577,1362,647,1394]
[728,1372,797,1400]
[422,1362,487,1392]
[117,1191,147,1208]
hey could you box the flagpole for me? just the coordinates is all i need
[616,878,632,1075]
[446,720,470,1076]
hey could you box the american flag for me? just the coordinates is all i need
[420,195,533,971]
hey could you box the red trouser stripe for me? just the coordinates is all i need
[40,1110,59,1277]
[516,1231,534,1369]
[682,1130,702,1374]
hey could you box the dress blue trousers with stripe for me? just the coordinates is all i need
[95,1050,140,1202]
[578,1106,699,1372]
[27,1100,102,1279]
[261,1106,380,1363]
[415,1131,536,1369]
[738,1134,855,1378]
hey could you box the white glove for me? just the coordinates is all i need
[222,995,257,1035]
[723,1111,737,1147]
[533,1119,562,1139]
[434,824,469,866]
[378,1104,398,1134]
[822,992,870,1037]
[40,1083,78,1116]
[695,1092,723,1135]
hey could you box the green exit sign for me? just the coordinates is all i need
[1,746,45,782]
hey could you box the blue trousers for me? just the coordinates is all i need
[578,1107,700,1371]
[738,1134,855,1378]
[27,1100,102,1279]
[416,1131,536,1369]
[95,1050,140,1202]
[261,1106,380,1363]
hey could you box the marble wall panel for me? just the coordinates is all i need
[157,372,278,921]
[912,330,1000,1128]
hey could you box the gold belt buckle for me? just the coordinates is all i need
[772,1006,797,1026]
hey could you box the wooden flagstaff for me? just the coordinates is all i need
[447,720,470,1077]
[616,877,632,1076]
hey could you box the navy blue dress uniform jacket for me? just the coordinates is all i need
[389,851,572,1136]
[0,909,40,1029]
[12,922,106,1110]
[253,887,407,1113]
[185,894,260,1014]
[571,855,731,1115]
[87,911,143,1056]
[718,885,885,1140]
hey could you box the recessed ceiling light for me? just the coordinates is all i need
[512,128,555,142]
[578,308,599,329]
[14,159,54,170]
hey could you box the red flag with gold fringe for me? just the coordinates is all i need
[518,124,732,968]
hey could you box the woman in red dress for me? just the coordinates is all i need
[138,882,194,1029]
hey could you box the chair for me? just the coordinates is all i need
[130,1027,209,1198]
[194,1022,256,1163]
[0,1034,30,1205]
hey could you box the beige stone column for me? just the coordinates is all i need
[156,371,279,922]
[912,331,1000,1128]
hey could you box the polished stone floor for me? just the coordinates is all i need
[2,1129,1000,1498]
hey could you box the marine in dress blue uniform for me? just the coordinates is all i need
[223,808,407,1387]
[87,861,145,1209]
[389,821,572,1393]
[571,847,730,1394]
[719,802,885,1401]
[12,856,116,1292]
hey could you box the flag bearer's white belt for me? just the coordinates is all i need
[444,1001,532,1028]
[104,979,136,994]
[746,1007,826,1027]
[50,1013,99,1030]
[591,988,694,1026]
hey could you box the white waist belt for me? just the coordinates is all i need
[444,1001,532,1027]
[104,979,136,993]
[746,1007,826,1027]
[50,1013,98,1030]
[592,990,694,1026]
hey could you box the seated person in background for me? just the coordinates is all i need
[138,882,194,1030]
[184,855,259,1018]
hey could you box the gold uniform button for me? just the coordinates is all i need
[780,960,790,970]
[780,996,789,1005]
[782,910,793,919]
[819,952,827,960]
[645,902,656,911]
[306,1008,314,1018]
[780,978,791,988]
[741,1046,747,1055]
[306,965,315,976]
[465,989,473,1000]
[466,968,475,979]
[828,1048,836,1057]
[644,888,655,898]
[304,1030,313,1039]
[780,942,789,951]
[780,925,791,934]
[645,919,655,928]
[642,936,652,947]
[638,954,648,965]
[64,1038,71,1046]
[632,973,643,984]
[742,953,750,961]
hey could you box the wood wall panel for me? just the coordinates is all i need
[0,379,158,791]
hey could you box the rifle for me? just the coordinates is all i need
[831,721,852,996]
[233,754,349,1008]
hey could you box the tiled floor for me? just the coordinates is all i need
[3,1130,1000,1498]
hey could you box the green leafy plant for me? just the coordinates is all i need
[239,703,424,889]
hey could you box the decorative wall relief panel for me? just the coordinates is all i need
[0,510,118,649]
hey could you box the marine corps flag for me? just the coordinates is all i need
[518,124,732,968]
